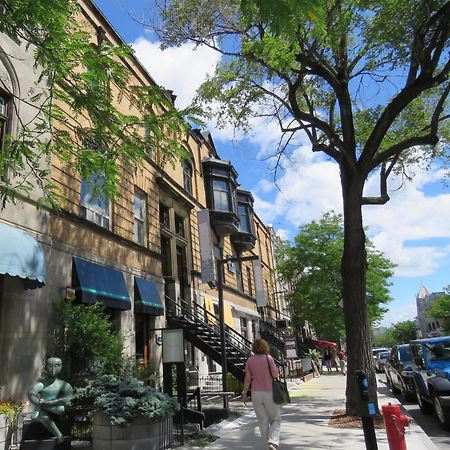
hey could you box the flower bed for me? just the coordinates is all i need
[0,401,23,450]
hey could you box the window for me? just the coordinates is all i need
[236,262,243,292]
[212,179,230,211]
[144,116,154,159]
[0,92,10,149]
[159,203,170,230]
[183,161,192,194]
[134,190,146,245]
[80,175,110,229]
[175,213,185,238]
[247,267,253,297]
[238,203,251,233]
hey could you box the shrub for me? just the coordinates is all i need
[75,374,179,426]
[51,300,124,385]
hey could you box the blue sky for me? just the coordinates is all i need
[94,0,450,327]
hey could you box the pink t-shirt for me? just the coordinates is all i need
[245,354,279,392]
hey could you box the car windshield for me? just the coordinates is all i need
[379,352,389,359]
[398,346,411,363]
[424,340,450,361]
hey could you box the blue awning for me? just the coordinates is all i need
[134,277,164,315]
[0,222,46,289]
[72,257,131,310]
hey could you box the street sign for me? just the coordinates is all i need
[285,337,298,359]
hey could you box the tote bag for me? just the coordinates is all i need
[266,355,291,405]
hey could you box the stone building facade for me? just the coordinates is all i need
[0,0,285,401]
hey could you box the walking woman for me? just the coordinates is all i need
[242,338,280,450]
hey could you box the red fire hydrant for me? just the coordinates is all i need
[382,403,410,450]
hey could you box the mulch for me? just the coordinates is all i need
[329,409,385,429]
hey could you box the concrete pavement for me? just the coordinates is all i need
[189,371,440,450]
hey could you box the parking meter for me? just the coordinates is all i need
[356,369,378,450]
[356,369,376,416]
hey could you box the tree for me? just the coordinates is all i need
[52,300,124,386]
[426,285,450,334]
[148,0,449,414]
[277,212,394,342]
[0,0,194,208]
[390,320,417,343]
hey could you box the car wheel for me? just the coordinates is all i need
[416,391,433,414]
[433,394,450,430]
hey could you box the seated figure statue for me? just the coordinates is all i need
[28,357,73,443]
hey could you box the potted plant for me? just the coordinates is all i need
[0,400,23,450]
[75,374,179,449]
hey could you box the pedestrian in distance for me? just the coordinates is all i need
[242,338,281,450]
[323,348,332,372]
[337,349,347,375]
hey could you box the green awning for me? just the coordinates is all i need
[0,222,46,289]
[134,277,164,315]
[72,257,131,310]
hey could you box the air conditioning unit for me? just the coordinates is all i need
[276,319,288,331]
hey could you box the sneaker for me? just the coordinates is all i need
[268,444,278,450]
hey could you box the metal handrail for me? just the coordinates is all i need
[165,295,252,360]
[165,295,284,367]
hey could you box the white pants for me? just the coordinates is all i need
[251,390,281,449]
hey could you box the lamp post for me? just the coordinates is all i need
[216,237,229,409]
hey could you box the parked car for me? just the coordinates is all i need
[410,336,450,430]
[384,344,415,401]
[374,351,389,373]
[373,347,389,359]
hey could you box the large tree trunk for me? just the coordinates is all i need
[340,168,377,416]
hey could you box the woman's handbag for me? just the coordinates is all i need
[266,355,291,405]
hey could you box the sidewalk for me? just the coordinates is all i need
[188,372,439,450]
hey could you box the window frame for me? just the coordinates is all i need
[183,160,193,195]
[134,189,147,246]
[80,175,111,229]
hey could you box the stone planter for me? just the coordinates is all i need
[0,414,12,450]
[92,412,170,450]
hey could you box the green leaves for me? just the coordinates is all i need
[276,212,394,340]
[1,0,193,208]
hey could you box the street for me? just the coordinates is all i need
[377,373,450,450]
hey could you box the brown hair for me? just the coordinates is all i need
[252,338,270,355]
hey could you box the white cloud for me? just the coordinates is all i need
[378,302,417,327]
[131,37,221,109]
[252,149,450,279]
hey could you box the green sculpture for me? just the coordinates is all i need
[28,357,73,443]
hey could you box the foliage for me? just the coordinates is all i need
[52,299,124,386]
[277,212,394,340]
[0,400,23,428]
[390,320,417,344]
[0,0,197,208]
[149,1,448,414]
[426,285,450,334]
[75,374,179,426]
[372,320,417,347]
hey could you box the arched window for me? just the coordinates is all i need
[0,91,10,148]
[183,160,193,194]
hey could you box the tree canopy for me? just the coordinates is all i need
[426,285,450,335]
[277,212,394,341]
[372,320,418,347]
[0,0,194,208]
[149,0,449,414]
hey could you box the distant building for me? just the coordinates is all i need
[416,285,445,338]
[372,327,388,337]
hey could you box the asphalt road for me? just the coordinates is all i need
[377,373,450,450]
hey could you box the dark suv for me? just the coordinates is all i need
[410,337,450,430]
[384,344,415,401]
